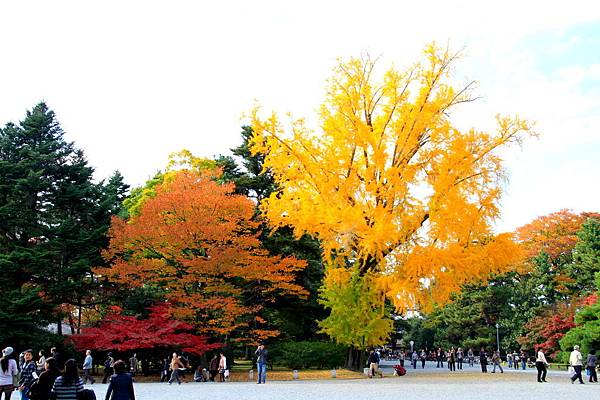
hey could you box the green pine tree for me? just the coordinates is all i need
[0,103,128,344]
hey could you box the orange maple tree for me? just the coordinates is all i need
[515,209,600,260]
[96,170,307,343]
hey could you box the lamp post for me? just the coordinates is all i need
[495,323,500,352]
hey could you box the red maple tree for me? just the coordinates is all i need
[516,294,597,359]
[69,304,219,355]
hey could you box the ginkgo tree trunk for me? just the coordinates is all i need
[250,44,534,358]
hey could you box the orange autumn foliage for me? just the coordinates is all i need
[250,44,534,314]
[96,170,307,341]
[515,209,600,260]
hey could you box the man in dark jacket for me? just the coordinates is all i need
[255,344,268,384]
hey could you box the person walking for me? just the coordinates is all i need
[105,360,135,400]
[82,350,95,385]
[367,350,382,378]
[535,348,548,383]
[513,351,519,370]
[255,345,268,384]
[479,348,488,373]
[168,353,184,385]
[159,358,170,383]
[18,349,37,400]
[520,350,527,370]
[30,357,60,400]
[128,354,138,378]
[1,347,18,400]
[102,353,115,384]
[51,359,84,400]
[399,350,405,367]
[586,349,597,383]
[507,351,513,369]
[218,353,227,382]
[208,355,219,382]
[420,349,427,369]
[569,345,584,384]
[491,350,503,373]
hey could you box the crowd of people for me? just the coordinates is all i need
[1,341,597,400]
[376,345,599,383]
[0,346,134,400]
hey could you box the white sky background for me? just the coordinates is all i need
[0,0,598,233]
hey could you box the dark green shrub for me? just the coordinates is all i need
[269,341,346,370]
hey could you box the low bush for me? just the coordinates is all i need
[269,341,346,370]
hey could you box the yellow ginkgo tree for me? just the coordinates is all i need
[250,44,534,351]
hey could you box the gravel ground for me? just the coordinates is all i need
[88,361,597,400]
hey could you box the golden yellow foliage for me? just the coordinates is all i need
[250,43,533,314]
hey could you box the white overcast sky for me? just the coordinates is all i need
[1,0,599,233]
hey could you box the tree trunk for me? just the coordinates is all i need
[346,347,365,371]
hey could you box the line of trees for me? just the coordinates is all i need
[1,44,598,369]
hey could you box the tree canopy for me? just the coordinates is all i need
[250,44,533,347]
[96,169,307,343]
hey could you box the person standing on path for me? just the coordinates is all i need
[82,350,95,384]
[18,349,37,400]
[36,351,46,375]
[399,350,405,367]
[467,348,474,367]
[479,348,488,373]
[569,345,584,384]
[255,344,268,384]
[411,350,418,369]
[31,357,60,400]
[105,360,135,400]
[51,359,84,400]
[586,349,597,383]
[491,351,503,373]
[513,351,519,370]
[447,348,456,372]
[436,348,444,368]
[0,347,18,400]
[535,348,548,383]
[168,353,184,385]
[420,349,427,369]
[456,348,463,370]
[520,350,527,370]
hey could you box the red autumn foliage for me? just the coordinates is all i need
[516,294,596,359]
[69,304,219,356]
